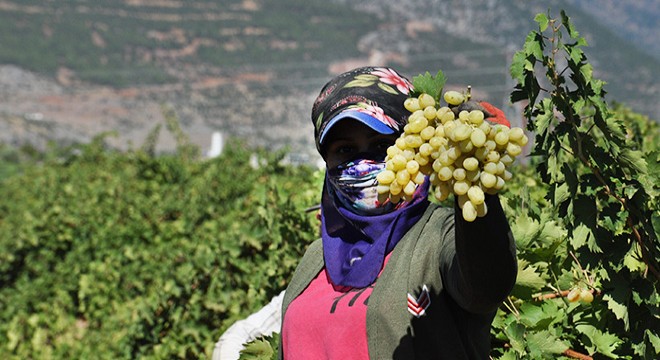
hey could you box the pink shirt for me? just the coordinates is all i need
[281,254,391,359]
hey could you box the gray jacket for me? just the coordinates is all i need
[280,196,517,359]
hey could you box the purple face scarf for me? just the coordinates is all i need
[321,176,430,288]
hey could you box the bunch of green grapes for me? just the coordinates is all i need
[376,89,529,222]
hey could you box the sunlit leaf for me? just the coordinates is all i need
[576,324,622,358]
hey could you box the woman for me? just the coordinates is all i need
[214,66,517,360]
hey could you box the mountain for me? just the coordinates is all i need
[0,0,657,163]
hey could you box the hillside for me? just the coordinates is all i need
[0,0,657,161]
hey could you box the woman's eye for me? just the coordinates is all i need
[336,145,355,154]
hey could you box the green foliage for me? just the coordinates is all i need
[0,124,321,358]
[493,9,660,360]
[1,8,659,360]
[411,70,447,102]
[238,333,280,360]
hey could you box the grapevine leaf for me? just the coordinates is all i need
[572,196,600,252]
[519,301,559,329]
[535,99,555,135]
[647,330,660,355]
[411,70,446,101]
[576,324,622,358]
[499,350,518,360]
[510,213,541,249]
[550,183,570,210]
[623,244,646,273]
[239,336,276,360]
[620,148,647,175]
[512,259,546,298]
[504,322,527,355]
[571,223,590,250]
[510,51,527,84]
[579,59,593,81]
[603,293,629,331]
[527,330,569,356]
[560,10,580,39]
[534,13,549,31]
[523,34,544,60]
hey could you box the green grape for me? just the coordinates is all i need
[446,146,461,160]
[453,168,467,181]
[500,154,514,166]
[444,90,465,106]
[418,93,436,109]
[480,172,497,188]
[474,147,489,161]
[391,154,407,171]
[402,149,415,161]
[467,186,485,205]
[420,126,436,141]
[483,162,498,175]
[458,110,470,122]
[429,135,445,149]
[404,97,421,112]
[376,169,396,184]
[414,152,430,166]
[470,128,487,147]
[387,145,402,158]
[457,194,469,209]
[439,110,455,124]
[508,127,524,142]
[468,110,485,125]
[396,170,411,185]
[506,142,522,157]
[405,134,423,148]
[452,123,472,142]
[406,160,420,174]
[408,117,428,133]
[495,161,505,175]
[465,169,481,183]
[403,180,417,196]
[434,183,451,202]
[377,184,391,194]
[580,289,594,303]
[463,157,479,171]
[459,139,475,153]
[423,106,437,120]
[494,130,509,146]
[437,166,453,182]
[486,151,500,163]
[567,288,581,302]
[476,201,488,217]
[382,89,520,204]
[412,171,426,184]
[395,137,407,150]
[437,152,453,167]
[419,143,434,157]
[494,176,505,190]
[453,180,470,196]
[462,200,478,222]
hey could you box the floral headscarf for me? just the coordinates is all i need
[311,66,414,155]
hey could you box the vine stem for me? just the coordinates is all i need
[563,349,593,360]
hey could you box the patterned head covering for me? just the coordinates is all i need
[311,66,414,155]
